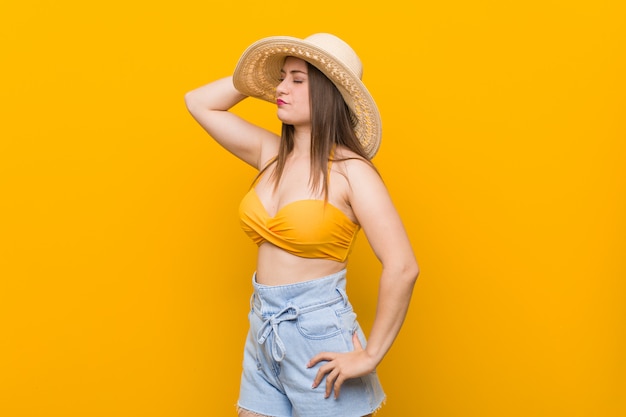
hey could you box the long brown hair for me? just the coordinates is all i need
[258,61,374,199]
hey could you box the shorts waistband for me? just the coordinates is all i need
[251,269,348,315]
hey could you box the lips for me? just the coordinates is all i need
[277,99,286,106]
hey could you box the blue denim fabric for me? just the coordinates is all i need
[237,269,385,417]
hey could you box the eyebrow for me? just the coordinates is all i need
[279,69,308,75]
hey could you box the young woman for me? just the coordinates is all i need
[185,33,419,417]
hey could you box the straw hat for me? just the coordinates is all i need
[233,33,382,159]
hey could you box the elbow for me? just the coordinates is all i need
[384,258,419,287]
[406,260,420,285]
[185,86,213,116]
[411,261,420,280]
[184,90,200,113]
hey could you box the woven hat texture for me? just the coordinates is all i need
[233,33,381,158]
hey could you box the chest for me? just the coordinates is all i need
[254,164,354,223]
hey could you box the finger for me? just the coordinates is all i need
[352,332,363,350]
[307,352,334,368]
[325,368,339,399]
[312,362,333,388]
[334,374,346,399]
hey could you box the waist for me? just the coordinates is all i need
[251,269,348,316]
[255,242,347,285]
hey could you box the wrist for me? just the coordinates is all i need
[363,347,382,370]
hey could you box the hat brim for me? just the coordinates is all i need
[233,36,381,159]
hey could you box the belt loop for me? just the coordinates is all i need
[336,287,349,306]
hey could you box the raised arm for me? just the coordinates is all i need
[184,76,279,169]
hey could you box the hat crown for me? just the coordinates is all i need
[304,33,363,79]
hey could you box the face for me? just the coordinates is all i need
[275,57,311,128]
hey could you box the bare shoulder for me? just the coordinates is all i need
[332,146,382,188]
[333,150,416,272]
[330,146,390,227]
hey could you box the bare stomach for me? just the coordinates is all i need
[255,243,347,286]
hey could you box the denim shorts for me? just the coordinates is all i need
[237,269,385,417]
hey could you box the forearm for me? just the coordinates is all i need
[184,76,246,115]
[184,75,272,167]
[364,262,419,366]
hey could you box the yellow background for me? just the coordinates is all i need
[1,0,624,416]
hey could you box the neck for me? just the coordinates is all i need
[291,127,312,158]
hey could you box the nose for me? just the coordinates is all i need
[276,79,288,96]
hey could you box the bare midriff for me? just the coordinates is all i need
[255,242,348,286]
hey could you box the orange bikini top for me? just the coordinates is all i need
[238,157,360,262]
